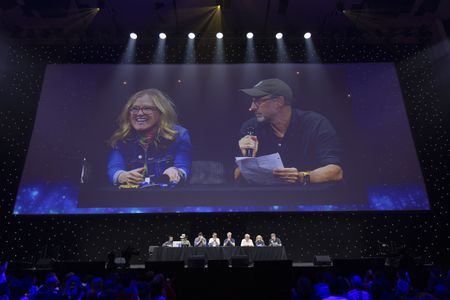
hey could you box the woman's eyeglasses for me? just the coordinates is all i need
[129,106,159,115]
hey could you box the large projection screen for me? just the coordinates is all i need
[14,63,429,214]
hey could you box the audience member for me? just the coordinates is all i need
[0,257,448,300]
[291,276,313,300]
[347,275,370,300]
[62,274,85,300]
[314,282,331,299]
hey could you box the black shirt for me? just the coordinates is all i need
[269,238,282,246]
[240,109,342,171]
[223,238,235,247]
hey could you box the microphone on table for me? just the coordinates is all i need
[245,127,255,157]
[154,174,171,184]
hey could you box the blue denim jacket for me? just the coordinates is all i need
[108,125,192,184]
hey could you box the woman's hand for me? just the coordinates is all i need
[163,167,182,183]
[118,167,145,185]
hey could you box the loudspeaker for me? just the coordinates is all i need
[313,255,332,266]
[231,255,250,267]
[148,246,159,257]
[186,255,206,268]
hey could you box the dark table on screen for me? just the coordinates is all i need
[77,182,358,208]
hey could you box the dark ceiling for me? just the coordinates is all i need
[1,0,449,42]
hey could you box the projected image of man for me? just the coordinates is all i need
[108,89,192,186]
[238,79,343,185]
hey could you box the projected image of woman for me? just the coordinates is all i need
[108,89,192,186]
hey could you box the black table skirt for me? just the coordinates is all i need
[150,246,287,262]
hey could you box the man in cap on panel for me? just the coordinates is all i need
[237,78,343,185]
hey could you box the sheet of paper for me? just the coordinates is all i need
[235,153,285,185]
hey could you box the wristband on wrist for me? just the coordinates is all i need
[300,171,311,185]
[117,171,126,184]
[177,168,186,181]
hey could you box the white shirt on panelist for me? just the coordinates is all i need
[208,238,221,247]
[240,239,254,247]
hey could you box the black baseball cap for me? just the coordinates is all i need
[240,78,293,103]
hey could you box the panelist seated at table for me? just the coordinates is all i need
[223,232,236,247]
[208,233,221,247]
[180,234,191,247]
[108,89,192,186]
[240,234,254,247]
[162,236,174,247]
[194,232,207,247]
[237,79,343,185]
[268,233,282,247]
[255,235,265,247]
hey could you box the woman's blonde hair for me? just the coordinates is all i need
[109,89,178,149]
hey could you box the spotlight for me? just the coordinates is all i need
[188,33,195,39]
[246,32,254,39]
[216,32,223,39]
[129,33,137,40]
[304,32,311,39]
[159,33,166,39]
[275,32,283,39]
[336,0,344,12]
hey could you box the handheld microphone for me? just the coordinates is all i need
[245,127,255,157]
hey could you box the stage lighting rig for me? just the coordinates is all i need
[188,32,195,39]
[159,32,166,39]
[246,32,254,39]
[304,32,311,39]
[129,33,137,40]
[275,32,283,39]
